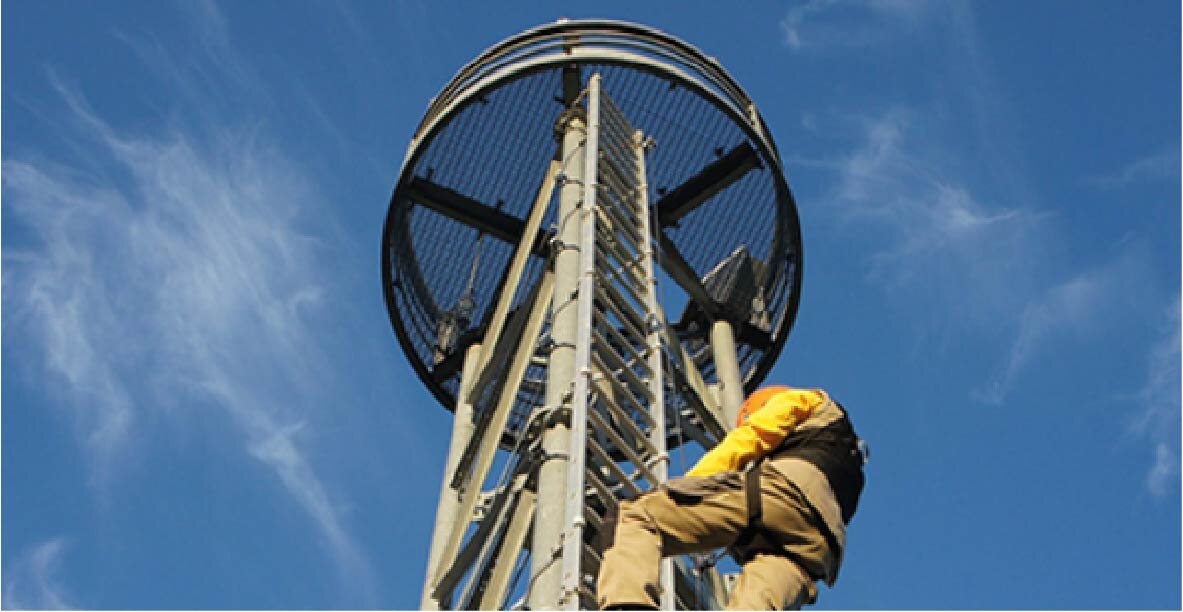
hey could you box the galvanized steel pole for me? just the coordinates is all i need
[529,104,587,609]
[711,320,745,428]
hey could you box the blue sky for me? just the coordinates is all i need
[2,1,1179,609]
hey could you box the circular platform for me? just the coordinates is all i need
[381,20,803,428]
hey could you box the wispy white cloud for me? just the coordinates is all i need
[802,3,1160,407]
[972,261,1131,405]
[2,161,137,486]
[2,11,376,605]
[781,0,934,51]
[789,0,1177,501]
[108,0,268,132]
[1128,296,1181,496]
[1146,443,1178,497]
[3,88,376,603]
[828,109,1042,320]
[2,538,74,610]
[821,108,1165,409]
[1087,147,1181,188]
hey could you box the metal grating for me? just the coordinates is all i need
[384,59,800,439]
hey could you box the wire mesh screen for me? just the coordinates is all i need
[382,23,802,443]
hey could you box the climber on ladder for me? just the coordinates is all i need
[597,386,867,610]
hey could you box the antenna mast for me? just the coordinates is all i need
[381,20,804,610]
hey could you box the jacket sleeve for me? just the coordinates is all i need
[685,389,826,477]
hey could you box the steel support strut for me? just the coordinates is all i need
[421,342,483,610]
[711,320,745,429]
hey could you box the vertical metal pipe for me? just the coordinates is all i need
[558,73,601,610]
[633,129,676,611]
[421,342,483,610]
[711,320,745,428]
[529,102,587,610]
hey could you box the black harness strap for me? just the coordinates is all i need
[730,413,862,563]
[733,420,831,557]
[728,464,843,582]
[729,465,764,561]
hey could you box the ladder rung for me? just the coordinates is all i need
[591,355,651,422]
[582,541,603,568]
[588,409,660,486]
[598,107,634,142]
[595,258,647,311]
[595,206,643,255]
[600,118,638,157]
[586,437,643,497]
[595,373,657,430]
[594,282,648,355]
[592,305,647,355]
[596,189,640,229]
[590,395,658,460]
[597,146,638,188]
[600,158,636,195]
[582,505,604,539]
[592,328,653,401]
[596,169,641,216]
[591,346,649,404]
[584,466,619,511]
[598,137,637,177]
[600,95,634,132]
[599,106,636,149]
[593,310,652,376]
[598,158,639,207]
[595,380,658,441]
[594,197,644,246]
[595,220,644,277]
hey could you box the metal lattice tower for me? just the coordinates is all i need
[381,20,803,610]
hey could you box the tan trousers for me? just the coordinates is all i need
[596,464,830,610]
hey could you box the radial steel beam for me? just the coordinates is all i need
[406,177,552,258]
[655,142,761,227]
[410,148,769,354]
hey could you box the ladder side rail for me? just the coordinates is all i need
[631,127,677,611]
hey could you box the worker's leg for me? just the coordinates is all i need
[757,465,835,584]
[597,474,748,610]
[725,552,817,611]
[722,465,833,610]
